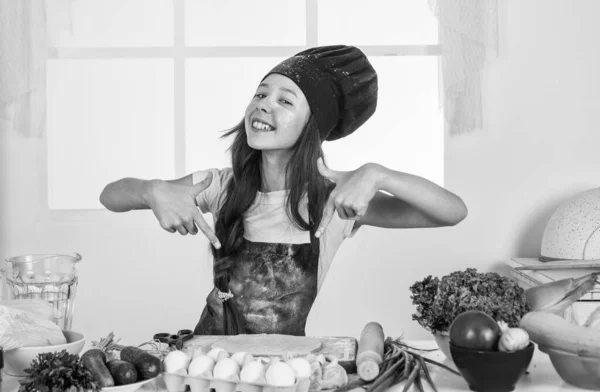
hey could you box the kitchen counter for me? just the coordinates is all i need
[0,340,583,392]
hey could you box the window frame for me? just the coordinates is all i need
[46,0,441,211]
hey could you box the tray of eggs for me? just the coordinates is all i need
[162,346,348,392]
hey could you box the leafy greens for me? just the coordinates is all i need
[18,350,100,392]
[410,268,530,333]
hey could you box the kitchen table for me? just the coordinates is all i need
[0,340,583,392]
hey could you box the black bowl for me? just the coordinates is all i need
[450,342,535,392]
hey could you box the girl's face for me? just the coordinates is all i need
[244,74,311,151]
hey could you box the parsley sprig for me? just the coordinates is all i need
[18,350,100,392]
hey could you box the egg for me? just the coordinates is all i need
[163,350,191,373]
[242,353,256,367]
[231,351,248,366]
[217,350,230,361]
[240,360,266,383]
[192,346,207,359]
[257,356,272,365]
[265,361,296,387]
[207,347,227,361]
[213,358,241,380]
[188,355,216,377]
[286,357,311,379]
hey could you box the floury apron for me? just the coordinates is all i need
[194,238,319,336]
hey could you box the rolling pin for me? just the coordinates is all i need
[356,321,385,381]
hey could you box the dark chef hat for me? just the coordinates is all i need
[263,45,378,141]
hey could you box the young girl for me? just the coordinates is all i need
[100,45,467,336]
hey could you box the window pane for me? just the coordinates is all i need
[323,57,443,186]
[47,59,175,210]
[318,0,438,45]
[185,58,285,171]
[47,0,173,47]
[185,0,306,46]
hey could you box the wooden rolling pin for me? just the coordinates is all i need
[356,321,385,382]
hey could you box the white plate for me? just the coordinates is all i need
[101,376,158,392]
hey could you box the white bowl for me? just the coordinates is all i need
[432,330,452,361]
[539,345,600,390]
[3,330,86,376]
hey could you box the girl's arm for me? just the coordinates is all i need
[315,159,467,237]
[357,165,468,229]
[99,174,221,248]
[100,175,192,212]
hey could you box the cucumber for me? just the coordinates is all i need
[120,346,161,380]
[107,359,138,385]
[520,311,600,356]
[80,349,115,387]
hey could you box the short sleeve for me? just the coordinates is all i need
[191,168,233,215]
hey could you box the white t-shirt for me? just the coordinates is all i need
[192,168,358,291]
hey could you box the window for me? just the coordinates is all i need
[46,0,441,210]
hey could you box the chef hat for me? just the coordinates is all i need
[263,45,378,141]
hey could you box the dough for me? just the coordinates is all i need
[212,334,322,357]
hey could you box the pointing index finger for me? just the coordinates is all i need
[193,210,221,249]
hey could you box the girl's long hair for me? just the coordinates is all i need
[211,116,332,334]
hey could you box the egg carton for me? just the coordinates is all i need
[162,372,311,392]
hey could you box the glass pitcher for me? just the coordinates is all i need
[0,253,81,331]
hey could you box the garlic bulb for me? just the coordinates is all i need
[498,320,530,352]
[317,360,348,390]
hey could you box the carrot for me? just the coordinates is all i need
[356,322,385,381]
[334,336,456,392]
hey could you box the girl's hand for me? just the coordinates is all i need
[146,172,221,248]
[315,158,380,238]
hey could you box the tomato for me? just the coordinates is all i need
[449,310,501,351]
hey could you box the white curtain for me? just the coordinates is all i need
[0,1,498,138]
[0,0,46,138]
[429,0,499,135]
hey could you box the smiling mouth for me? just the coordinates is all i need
[251,119,276,131]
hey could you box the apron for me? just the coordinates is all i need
[194,238,319,336]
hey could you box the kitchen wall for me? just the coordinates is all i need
[2,0,600,344]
